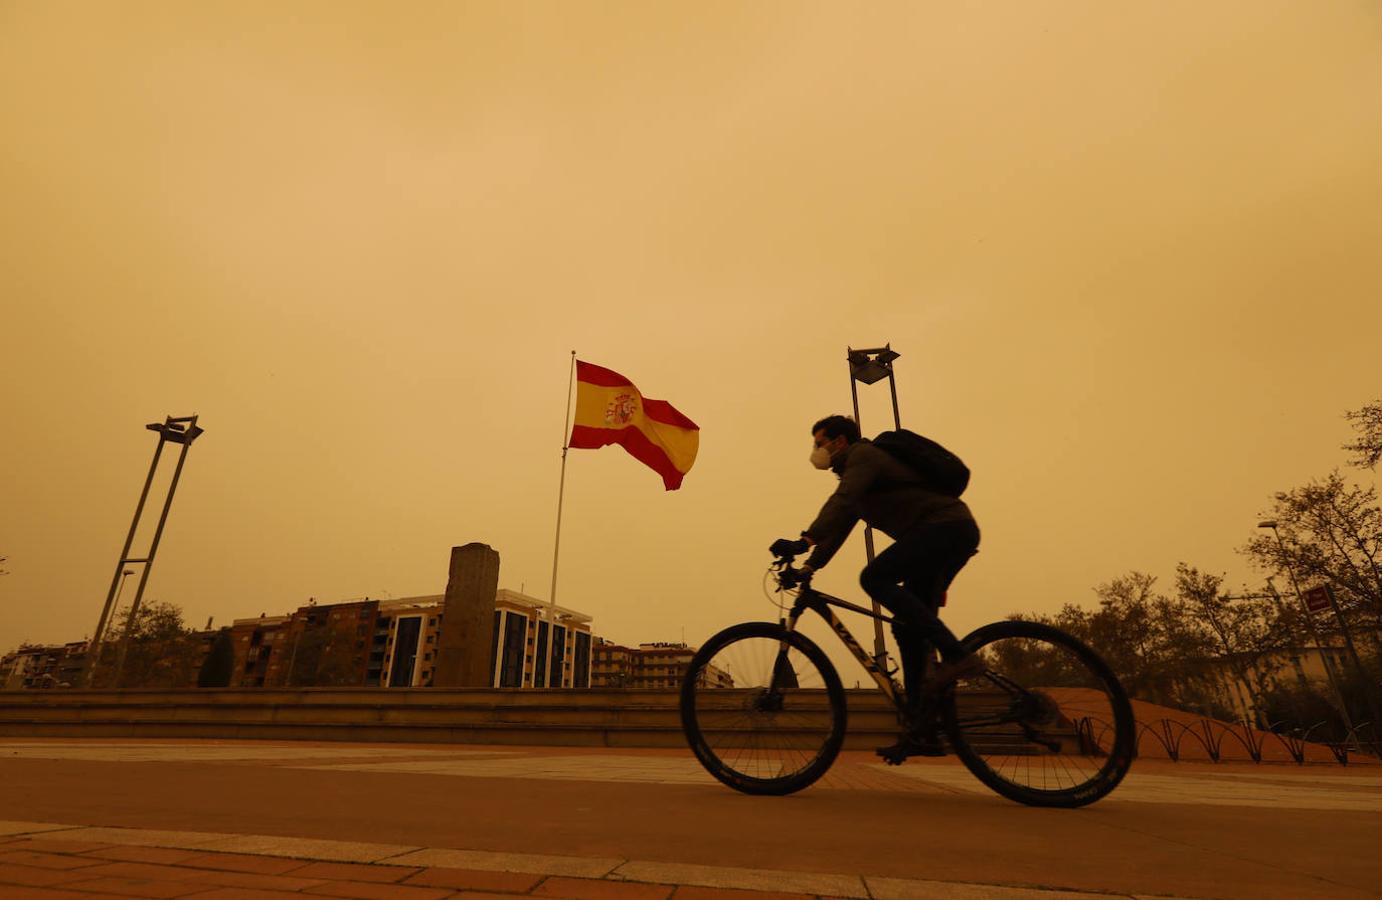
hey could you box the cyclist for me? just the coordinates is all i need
[781,414,982,758]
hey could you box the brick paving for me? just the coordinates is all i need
[0,842,821,900]
[0,826,1166,900]
[3,740,1381,899]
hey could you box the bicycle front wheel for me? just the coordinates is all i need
[943,620,1135,808]
[680,621,846,795]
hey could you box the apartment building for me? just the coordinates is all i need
[489,589,593,689]
[227,589,593,689]
[0,642,87,689]
[591,640,733,689]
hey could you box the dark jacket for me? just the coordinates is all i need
[804,439,973,570]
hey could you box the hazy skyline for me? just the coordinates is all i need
[3,2,1381,675]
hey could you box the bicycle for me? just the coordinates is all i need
[679,543,1136,807]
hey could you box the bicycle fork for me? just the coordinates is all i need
[769,609,804,696]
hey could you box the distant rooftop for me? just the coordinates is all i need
[232,588,592,628]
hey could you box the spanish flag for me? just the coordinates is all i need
[568,361,699,490]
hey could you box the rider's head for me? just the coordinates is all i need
[810,415,859,469]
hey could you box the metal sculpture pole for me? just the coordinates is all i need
[90,415,204,688]
[847,345,901,668]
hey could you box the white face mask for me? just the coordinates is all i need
[809,445,833,469]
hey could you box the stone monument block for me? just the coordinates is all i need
[433,543,500,687]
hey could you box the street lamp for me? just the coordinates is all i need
[146,419,205,445]
[1257,520,1354,731]
[88,415,205,688]
[847,345,902,666]
[847,347,901,387]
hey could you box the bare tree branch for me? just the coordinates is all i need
[1344,401,1382,470]
[1242,472,1382,623]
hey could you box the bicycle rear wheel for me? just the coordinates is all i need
[680,621,846,795]
[942,620,1134,808]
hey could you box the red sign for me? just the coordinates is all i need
[1303,585,1332,613]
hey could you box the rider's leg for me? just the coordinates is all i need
[891,621,930,727]
[878,618,944,759]
[864,523,978,759]
[860,521,978,665]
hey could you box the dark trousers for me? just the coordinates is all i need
[859,519,980,716]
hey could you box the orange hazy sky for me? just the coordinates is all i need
[2,2,1380,673]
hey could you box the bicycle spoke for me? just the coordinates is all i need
[683,624,845,794]
[944,621,1134,807]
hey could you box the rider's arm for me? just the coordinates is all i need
[802,446,883,570]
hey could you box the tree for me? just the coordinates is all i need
[1344,400,1382,471]
[1010,569,1288,718]
[1243,472,1382,628]
[93,600,206,688]
[1074,572,1213,706]
[1173,564,1288,725]
[1082,572,1162,697]
[1018,573,1206,709]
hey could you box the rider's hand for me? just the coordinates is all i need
[797,563,814,581]
[770,537,810,556]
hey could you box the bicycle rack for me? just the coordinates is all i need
[1073,715,1116,756]
[1134,718,1178,761]
[1123,716,1380,766]
[1264,721,1329,765]
[1218,720,1266,763]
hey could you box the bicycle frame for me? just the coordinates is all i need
[778,587,903,706]
[774,591,1077,752]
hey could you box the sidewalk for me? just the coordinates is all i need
[0,820,1120,900]
[1,739,1378,900]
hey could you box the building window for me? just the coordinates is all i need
[499,612,528,687]
[550,625,567,688]
[574,631,591,688]
[534,621,549,688]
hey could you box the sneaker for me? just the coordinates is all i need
[929,653,985,690]
[875,733,946,764]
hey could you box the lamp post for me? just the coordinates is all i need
[1257,520,1354,731]
[847,345,902,667]
[97,415,205,688]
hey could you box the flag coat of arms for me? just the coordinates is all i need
[568,361,699,490]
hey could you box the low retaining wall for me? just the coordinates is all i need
[0,687,906,748]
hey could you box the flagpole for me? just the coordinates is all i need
[547,350,577,687]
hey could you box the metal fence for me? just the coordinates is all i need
[1073,715,1380,766]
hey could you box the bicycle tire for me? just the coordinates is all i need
[680,621,847,795]
[942,620,1135,808]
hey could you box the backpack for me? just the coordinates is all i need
[872,429,970,497]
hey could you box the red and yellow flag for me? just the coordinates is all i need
[568,361,699,490]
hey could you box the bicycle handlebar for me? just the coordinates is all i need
[768,537,812,589]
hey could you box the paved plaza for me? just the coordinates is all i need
[0,740,1378,900]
